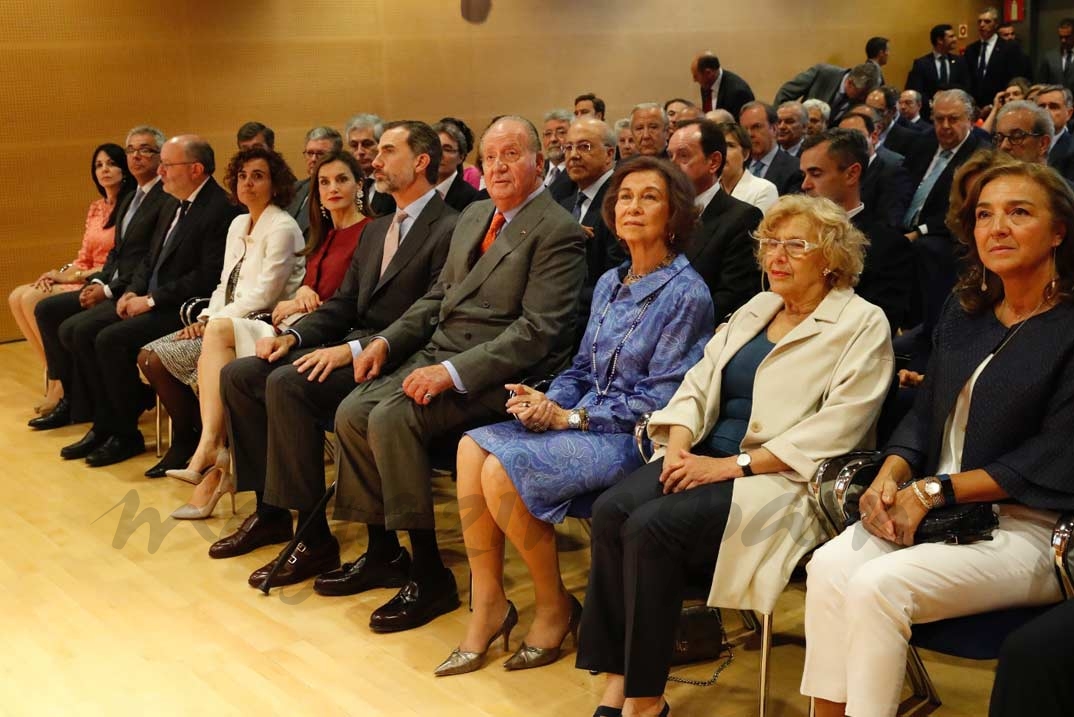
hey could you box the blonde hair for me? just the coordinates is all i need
[754,194,868,289]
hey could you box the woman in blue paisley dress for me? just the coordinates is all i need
[434,156,715,677]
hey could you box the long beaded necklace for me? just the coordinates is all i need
[590,288,660,403]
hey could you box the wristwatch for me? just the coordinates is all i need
[736,452,753,476]
[921,476,946,509]
[146,294,156,308]
[567,409,583,430]
[936,473,956,505]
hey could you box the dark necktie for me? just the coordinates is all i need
[149,200,191,293]
[1065,50,1072,75]
[939,56,949,85]
[571,192,586,221]
[978,44,987,77]
[701,87,713,113]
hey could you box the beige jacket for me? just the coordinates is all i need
[648,287,893,613]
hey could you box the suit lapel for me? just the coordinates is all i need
[719,294,783,371]
[157,178,216,266]
[375,197,442,293]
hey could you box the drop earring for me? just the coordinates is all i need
[320,204,329,219]
[980,267,988,292]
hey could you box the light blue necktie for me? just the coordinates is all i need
[904,149,953,229]
[120,188,145,239]
[750,160,766,178]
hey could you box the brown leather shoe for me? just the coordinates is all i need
[369,568,460,633]
[247,537,341,589]
[208,512,293,559]
[314,547,411,597]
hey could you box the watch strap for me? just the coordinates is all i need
[937,473,956,505]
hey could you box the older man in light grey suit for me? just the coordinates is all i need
[775,62,881,126]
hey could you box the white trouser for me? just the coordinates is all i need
[800,507,1062,717]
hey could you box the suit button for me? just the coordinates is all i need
[481,301,490,308]
[429,317,438,325]
[464,332,472,340]
[750,421,762,432]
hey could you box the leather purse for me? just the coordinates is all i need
[668,605,734,686]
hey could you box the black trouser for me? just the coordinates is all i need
[36,289,83,384]
[54,299,124,423]
[990,599,1074,717]
[576,457,733,697]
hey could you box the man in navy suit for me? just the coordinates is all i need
[1038,86,1074,181]
[905,24,972,121]
[739,101,803,196]
[896,90,932,133]
[1038,18,1074,94]
[964,7,1023,109]
[691,52,755,120]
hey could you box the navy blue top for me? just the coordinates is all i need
[703,328,775,456]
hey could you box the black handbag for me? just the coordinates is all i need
[667,605,734,686]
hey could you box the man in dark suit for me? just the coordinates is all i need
[739,101,803,196]
[896,90,933,133]
[776,101,809,156]
[345,113,396,217]
[865,37,889,85]
[800,129,914,331]
[964,8,1023,109]
[541,109,576,202]
[905,24,972,121]
[207,121,457,571]
[866,86,927,164]
[236,121,274,150]
[288,126,343,234]
[1038,18,1074,94]
[630,102,670,158]
[692,52,755,119]
[64,135,241,468]
[668,119,762,320]
[32,126,171,430]
[774,62,881,125]
[994,100,1056,166]
[839,109,914,231]
[431,121,479,212]
[243,117,586,634]
[1039,86,1074,180]
[558,117,624,339]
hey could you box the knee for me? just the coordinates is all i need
[479,454,512,496]
[265,364,305,404]
[591,486,634,540]
[203,318,234,347]
[844,559,911,622]
[20,287,43,311]
[365,399,410,442]
[334,392,374,439]
[7,284,24,309]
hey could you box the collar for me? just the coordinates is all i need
[694,181,722,212]
[1050,128,1069,155]
[396,187,437,237]
[846,203,865,219]
[756,143,779,168]
[783,139,803,156]
[434,173,455,197]
[616,252,692,302]
[500,184,546,223]
[580,167,614,201]
[984,34,997,51]
[938,132,971,160]
[180,177,210,205]
[908,114,922,124]
[138,175,162,194]
[876,123,892,146]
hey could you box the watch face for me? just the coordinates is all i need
[925,480,942,496]
[736,453,750,467]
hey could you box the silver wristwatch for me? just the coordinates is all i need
[568,409,583,430]
[736,452,753,476]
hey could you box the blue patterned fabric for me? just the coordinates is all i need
[467,253,715,523]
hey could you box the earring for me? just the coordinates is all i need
[822,267,832,277]
[980,267,988,292]
[320,205,329,219]
[1049,247,1059,297]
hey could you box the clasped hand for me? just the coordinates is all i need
[505,384,568,432]
[859,472,929,546]
[176,320,206,340]
[659,449,741,494]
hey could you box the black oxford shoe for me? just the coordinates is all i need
[369,568,460,633]
[85,435,145,467]
[60,429,109,460]
[29,398,72,430]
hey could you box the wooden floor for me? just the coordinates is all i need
[0,340,997,716]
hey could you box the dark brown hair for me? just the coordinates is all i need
[954,161,1074,313]
[600,155,697,252]
[304,150,366,257]
[224,146,296,209]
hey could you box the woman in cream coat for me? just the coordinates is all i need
[578,194,893,717]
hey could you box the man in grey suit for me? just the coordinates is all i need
[287,126,342,236]
[1039,18,1074,94]
[739,101,803,195]
[249,117,586,634]
[774,62,881,126]
[208,121,458,576]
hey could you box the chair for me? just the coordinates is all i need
[811,452,1074,715]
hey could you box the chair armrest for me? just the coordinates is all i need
[634,412,653,461]
[179,297,210,327]
[245,311,272,324]
[809,451,883,538]
[1052,512,1074,600]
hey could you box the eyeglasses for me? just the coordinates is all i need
[754,234,820,258]
[562,141,602,154]
[159,161,198,171]
[303,150,329,160]
[542,128,568,139]
[441,145,460,155]
[125,146,159,157]
[992,130,1045,147]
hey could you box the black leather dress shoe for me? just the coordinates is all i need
[209,512,294,559]
[60,429,109,460]
[29,398,71,430]
[85,435,145,467]
[369,568,460,633]
[144,446,195,478]
[247,537,340,589]
[314,547,412,597]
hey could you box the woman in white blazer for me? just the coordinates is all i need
[577,194,893,717]
[138,147,304,515]
[719,121,779,213]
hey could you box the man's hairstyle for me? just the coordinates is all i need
[715,122,752,159]
[696,54,721,73]
[572,117,617,148]
[739,101,778,125]
[344,114,384,141]
[126,125,165,149]
[865,37,889,59]
[574,93,606,117]
[934,88,976,118]
[1061,18,1074,30]
[479,115,542,155]
[543,108,573,124]
[902,89,923,105]
[997,100,1056,139]
[236,121,275,149]
[304,126,343,152]
[676,119,728,177]
[803,99,831,122]
[613,118,631,133]
[847,63,882,92]
[802,128,869,172]
[842,106,877,134]
[439,117,475,157]
[184,137,216,175]
[980,6,999,21]
[630,102,668,126]
[871,85,899,111]
[224,146,296,208]
[998,21,1015,32]
[778,101,809,125]
[664,97,697,111]
[931,24,954,46]
[432,121,467,160]
[1039,84,1074,108]
[382,120,442,184]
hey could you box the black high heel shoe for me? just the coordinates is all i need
[503,593,583,671]
[434,601,518,676]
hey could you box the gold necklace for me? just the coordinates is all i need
[993,295,1048,356]
[624,252,675,285]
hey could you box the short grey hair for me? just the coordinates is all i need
[902,89,923,105]
[126,125,165,148]
[432,120,468,155]
[344,113,384,140]
[630,102,668,126]
[803,99,831,122]
[479,115,542,154]
[847,62,882,92]
[571,117,617,148]
[543,108,573,124]
[613,118,631,133]
[304,126,343,151]
[932,88,976,118]
[997,100,1056,139]
[778,101,809,125]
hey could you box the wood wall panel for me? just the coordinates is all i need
[0,0,982,341]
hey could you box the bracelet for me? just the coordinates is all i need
[579,407,589,432]
[909,480,933,512]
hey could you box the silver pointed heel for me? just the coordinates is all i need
[171,449,235,520]
[503,593,582,671]
[434,601,518,677]
[165,465,210,485]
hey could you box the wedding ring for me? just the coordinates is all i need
[423,392,433,401]
[522,401,531,408]
[860,512,870,521]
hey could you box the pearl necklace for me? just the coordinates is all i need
[624,252,675,285]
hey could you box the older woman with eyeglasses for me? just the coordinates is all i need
[802,162,1074,717]
[579,194,893,717]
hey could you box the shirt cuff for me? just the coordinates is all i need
[348,339,363,358]
[96,281,113,299]
[917,224,928,235]
[442,360,468,393]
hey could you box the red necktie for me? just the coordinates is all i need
[480,212,506,254]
